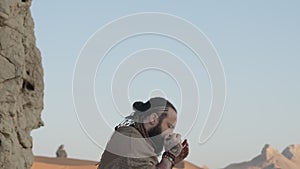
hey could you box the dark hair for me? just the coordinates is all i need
[132,97,177,120]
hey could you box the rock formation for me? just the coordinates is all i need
[223,144,300,169]
[56,145,68,158]
[282,144,300,165]
[0,0,44,169]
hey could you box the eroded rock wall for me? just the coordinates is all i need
[0,0,44,168]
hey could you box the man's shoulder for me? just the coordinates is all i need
[105,126,156,158]
[115,126,143,138]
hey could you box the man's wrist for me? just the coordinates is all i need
[161,156,174,168]
[162,152,175,167]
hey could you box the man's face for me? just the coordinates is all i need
[148,108,177,154]
[160,107,177,137]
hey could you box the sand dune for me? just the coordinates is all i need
[32,156,203,169]
[32,162,96,169]
[33,156,97,169]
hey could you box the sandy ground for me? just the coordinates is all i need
[32,156,97,169]
[32,156,202,169]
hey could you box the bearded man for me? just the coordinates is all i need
[97,97,189,169]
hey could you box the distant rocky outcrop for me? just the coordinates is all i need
[282,144,300,165]
[56,145,67,158]
[0,0,44,169]
[223,144,300,169]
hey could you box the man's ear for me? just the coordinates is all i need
[149,113,159,125]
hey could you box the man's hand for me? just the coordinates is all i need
[174,139,189,164]
[164,133,183,157]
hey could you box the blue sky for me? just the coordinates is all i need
[30,1,300,168]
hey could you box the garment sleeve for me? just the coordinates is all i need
[127,156,158,169]
[104,126,160,169]
[126,127,159,169]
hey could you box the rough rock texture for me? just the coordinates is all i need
[282,144,300,165]
[223,144,300,169]
[0,0,44,169]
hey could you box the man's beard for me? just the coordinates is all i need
[148,122,164,154]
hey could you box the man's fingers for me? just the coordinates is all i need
[178,148,188,160]
[164,133,185,153]
[183,151,188,158]
[176,133,181,140]
[182,147,188,154]
[182,143,189,155]
[182,146,189,158]
[170,133,181,145]
[182,139,187,147]
[172,133,181,144]
[181,139,189,150]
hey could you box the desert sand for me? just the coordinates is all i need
[32,156,203,169]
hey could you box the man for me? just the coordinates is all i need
[97,97,189,169]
